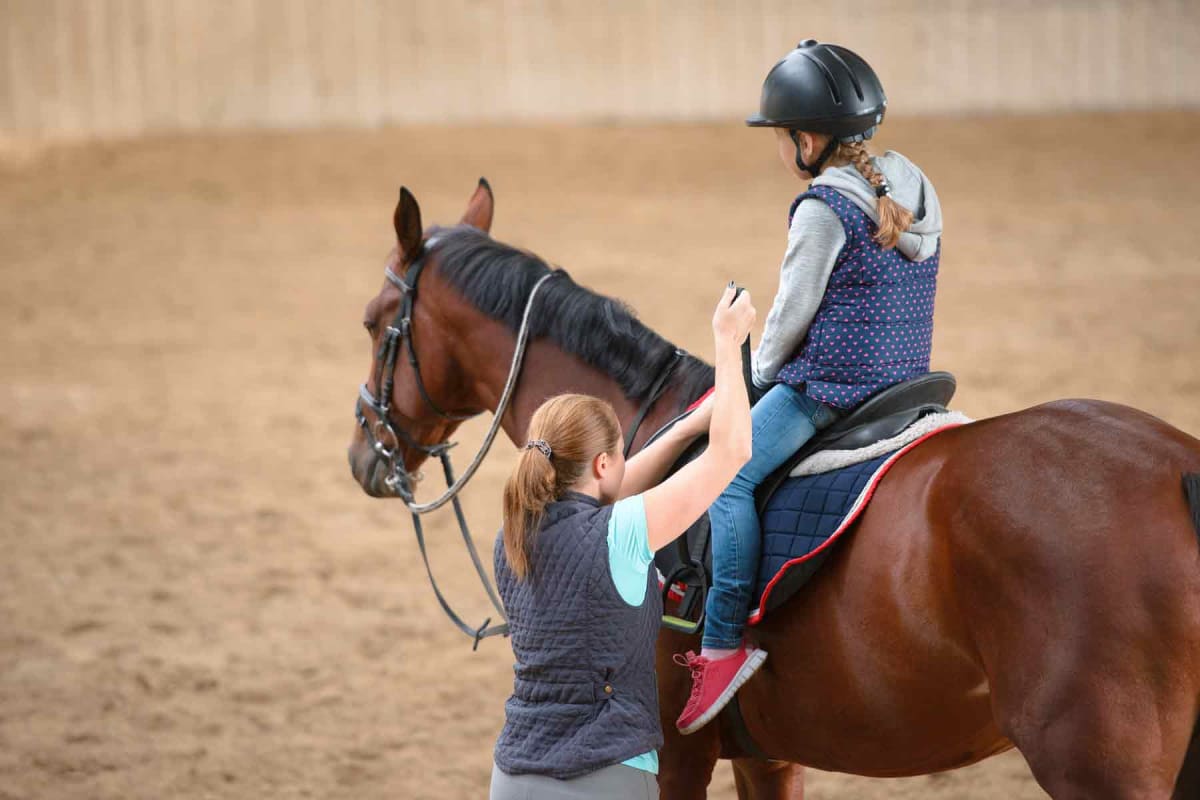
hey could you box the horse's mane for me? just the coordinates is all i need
[430,225,714,406]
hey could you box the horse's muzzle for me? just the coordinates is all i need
[347,444,398,498]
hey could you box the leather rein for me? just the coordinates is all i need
[354,236,681,647]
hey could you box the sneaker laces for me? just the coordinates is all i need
[673,651,708,706]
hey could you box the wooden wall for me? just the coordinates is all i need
[2,0,1199,140]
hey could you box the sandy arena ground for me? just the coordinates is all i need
[2,113,1199,799]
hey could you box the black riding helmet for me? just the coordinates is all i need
[747,40,887,177]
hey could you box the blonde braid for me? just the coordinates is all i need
[838,141,913,250]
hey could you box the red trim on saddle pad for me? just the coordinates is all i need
[746,423,964,626]
[686,387,715,413]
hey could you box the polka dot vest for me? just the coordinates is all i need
[777,185,939,410]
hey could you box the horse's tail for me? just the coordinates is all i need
[1175,474,1200,799]
[1184,474,1200,546]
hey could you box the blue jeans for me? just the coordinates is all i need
[701,383,840,650]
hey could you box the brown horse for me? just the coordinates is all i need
[347,180,1200,800]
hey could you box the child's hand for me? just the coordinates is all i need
[712,284,756,345]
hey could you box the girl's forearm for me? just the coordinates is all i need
[639,335,752,552]
[708,337,752,469]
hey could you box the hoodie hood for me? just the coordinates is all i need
[811,151,942,261]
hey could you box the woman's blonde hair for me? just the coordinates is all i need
[828,140,914,250]
[502,394,621,580]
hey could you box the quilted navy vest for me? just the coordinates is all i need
[493,492,663,780]
[779,184,939,409]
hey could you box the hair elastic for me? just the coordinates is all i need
[874,182,891,198]
[524,439,553,458]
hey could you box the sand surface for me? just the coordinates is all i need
[2,113,1199,799]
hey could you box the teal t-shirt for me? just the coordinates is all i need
[605,494,659,775]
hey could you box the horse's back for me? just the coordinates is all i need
[890,398,1200,684]
[933,398,1200,589]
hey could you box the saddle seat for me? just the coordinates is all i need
[655,370,957,634]
[753,370,957,512]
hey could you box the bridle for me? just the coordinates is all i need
[355,234,559,646]
[356,234,475,504]
[353,233,684,648]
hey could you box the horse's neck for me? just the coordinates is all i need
[464,322,693,453]
[507,342,647,443]
[437,275,704,452]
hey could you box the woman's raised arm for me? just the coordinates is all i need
[641,285,754,552]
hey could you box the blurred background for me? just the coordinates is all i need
[2,2,1199,799]
[4,0,1199,136]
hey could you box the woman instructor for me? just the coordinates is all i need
[489,284,755,799]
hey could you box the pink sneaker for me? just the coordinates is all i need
[673,645,768,734]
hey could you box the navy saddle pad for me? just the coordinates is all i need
[749,452,892,622]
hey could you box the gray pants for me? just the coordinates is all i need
[490,762,659,800]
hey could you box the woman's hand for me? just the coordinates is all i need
[712,284,756,345]
[676,392,714,438]
[618,390,712,499]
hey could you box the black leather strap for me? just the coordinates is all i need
[437,452,506,619]
[674,515,711,627]
[722,693,772,760]
[410,450,510,650]
[623,350,684,458]
[791,130,839,178]
[411,505,509,650]
[400,256,475,422]
[741,337,755,403]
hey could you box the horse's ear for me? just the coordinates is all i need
[460,177,494,233]
[394,186,424,258]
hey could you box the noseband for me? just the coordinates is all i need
[354,235,560,646]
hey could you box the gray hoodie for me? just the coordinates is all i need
[752,150,943,388]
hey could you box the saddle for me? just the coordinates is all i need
[654,371,957,634]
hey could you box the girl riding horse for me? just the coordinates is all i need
[675,40,944,734]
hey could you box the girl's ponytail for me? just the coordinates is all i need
[502,444,558,580]
[501,394,621,580]
[840,141,914,250]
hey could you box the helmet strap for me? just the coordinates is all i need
[790,131,838,178]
